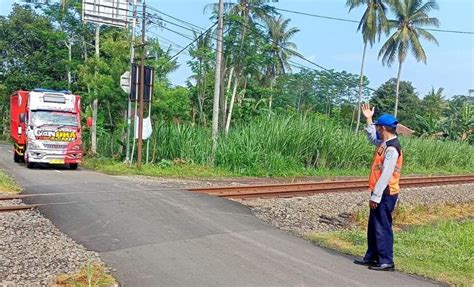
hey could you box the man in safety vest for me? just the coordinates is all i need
[353,103,403,271]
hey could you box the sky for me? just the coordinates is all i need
[1,0,473,98]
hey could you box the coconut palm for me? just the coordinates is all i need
[205,1,277,132]
[205,0,277,26]
[221,0,277,85]
[264,15,301,115]
[346,0,389,132]
[379,0,439,117]
[265,15,301,77]
[205,0,277,67]
[188,31,214,125]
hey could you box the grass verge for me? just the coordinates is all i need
[53,263,116,287]
[82,157,474,179]
[355,202,474,230]
[306,203,474,286]
[82,157,234,178]
[0,170,21,193]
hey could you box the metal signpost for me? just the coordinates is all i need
[82,0,151,168]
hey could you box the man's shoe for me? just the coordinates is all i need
[353,259,377,266]
[369,263,395,271]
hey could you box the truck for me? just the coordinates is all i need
[10,88,84,169]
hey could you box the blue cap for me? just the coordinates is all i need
[374,114,398,127]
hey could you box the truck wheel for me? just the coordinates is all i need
[25,157,35,169]
[69,163,78,170]
[14,151,21,163]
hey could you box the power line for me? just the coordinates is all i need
[143,6,374,91]
[146,12,223,47]
[153,33,186,50]
[287,60,375,92]
[422,28,474,35]
[146,13,219,43]
[148,20,195,41]
[227,17,371,91]
[146,5,206,31]
[228,17,377,92]
[149,15,205,36]
[145,9,376,92]
[275,7,474,35]
[166,21,219,64]
[277,7,359,24]
[147,4,230,42]
[290,53,376,92]
[147,30,187,50]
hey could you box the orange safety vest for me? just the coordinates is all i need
[368,138,403,195]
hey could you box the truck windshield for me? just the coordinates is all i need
[31,111,78,127]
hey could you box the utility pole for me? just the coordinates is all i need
[211,0,224,161]
[137,1,146,168]
[91,24,100,155]
[125,0,138,164]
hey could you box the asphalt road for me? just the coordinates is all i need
[0,143,437,286]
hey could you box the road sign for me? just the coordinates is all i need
[130,64,154,102]
[120,71,131,94]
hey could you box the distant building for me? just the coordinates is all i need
[396,124,415,136]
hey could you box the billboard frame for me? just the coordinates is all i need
[82,0,131,28]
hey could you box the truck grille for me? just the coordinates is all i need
[43,144,68,149]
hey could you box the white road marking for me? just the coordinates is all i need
[8,150,12,153]
[55,170,61,173]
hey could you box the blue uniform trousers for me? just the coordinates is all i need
[363,193,398,265]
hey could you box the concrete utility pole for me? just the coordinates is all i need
[137,1,146,168]
[91,24,100,155]
[211,0,224,160]
[125,0,138,164]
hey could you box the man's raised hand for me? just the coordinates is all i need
[361,103,375,124]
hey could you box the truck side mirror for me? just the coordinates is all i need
[19,113,26,123]
[86,117,93,128]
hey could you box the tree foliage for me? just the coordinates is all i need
[0,0,470,160]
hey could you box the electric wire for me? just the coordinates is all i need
[275,7,474,35]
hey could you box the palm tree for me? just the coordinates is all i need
[206,0,277,131]
[346,0,388,132]
[205,1,276,84]
[264,15,301,115]
[220,0,277,97]
[188,31,214,125]
[265,16,300,77]
[379,0,439,117]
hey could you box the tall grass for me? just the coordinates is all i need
[90,115,474,176]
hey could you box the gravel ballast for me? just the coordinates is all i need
[243,184,474,235]
[2,176,473,285]
[0,199,103,286]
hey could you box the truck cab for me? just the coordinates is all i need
[11,89,83,169]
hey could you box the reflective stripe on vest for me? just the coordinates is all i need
[368,142,403,195]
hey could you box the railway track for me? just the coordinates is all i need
[0,175,472,212]
[189,175,474,200]
[0,204,38,213]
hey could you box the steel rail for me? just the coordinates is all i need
[0,176,472,210]
[189,175,474,199]
[0,204,38,213]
